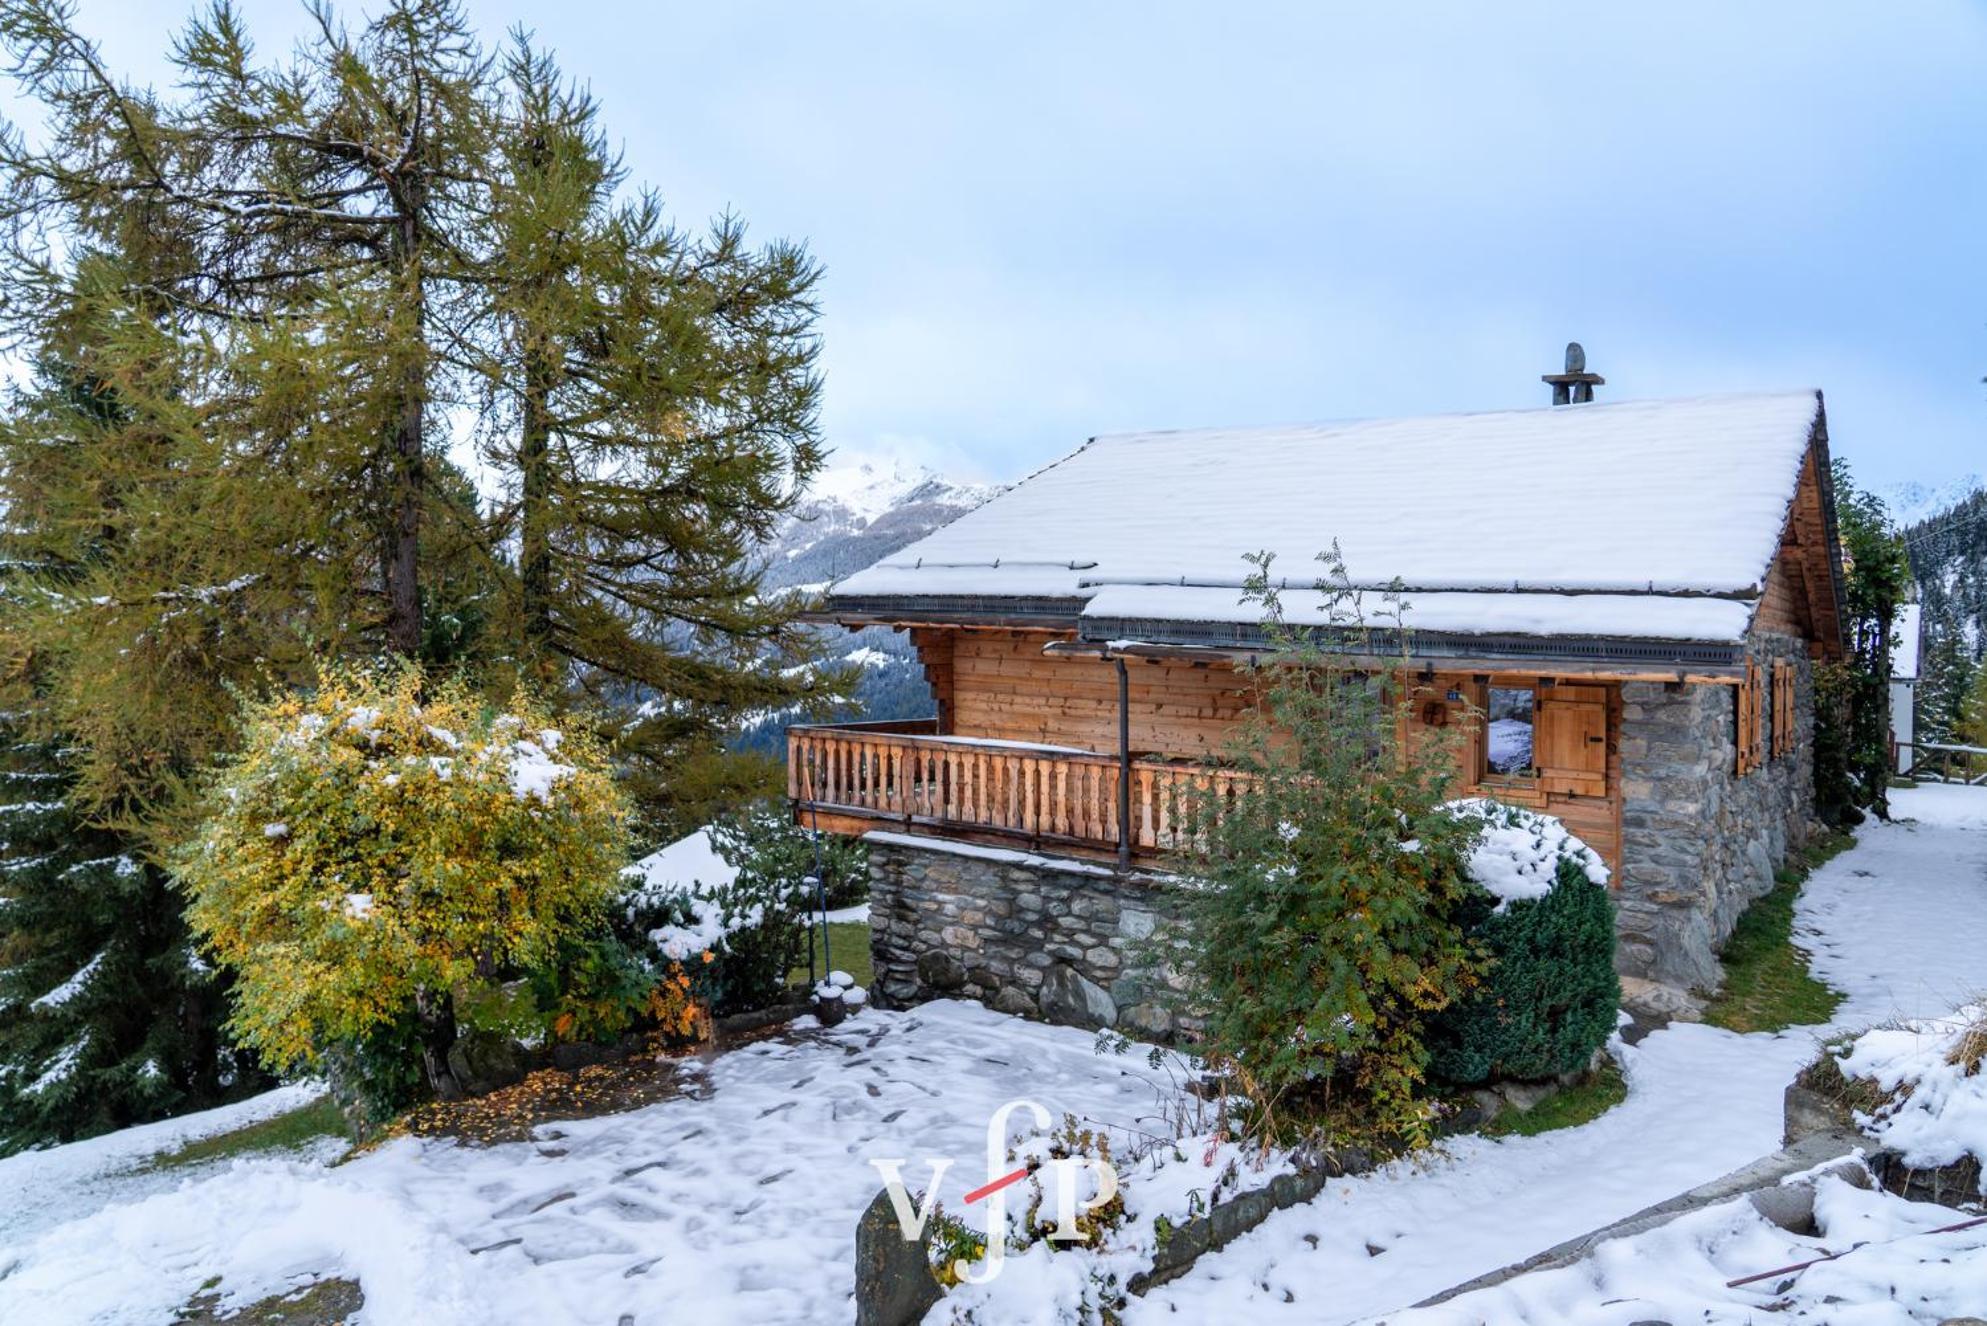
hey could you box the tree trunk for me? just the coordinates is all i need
[384,196,427,659]
[519,340,554,674]
[414,986,463,1101]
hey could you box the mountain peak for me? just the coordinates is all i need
[1880,474,1985,530]
[762,451,1005,591]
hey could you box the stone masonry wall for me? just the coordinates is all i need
[865,833,1185,1037]
[1616,632,1818,991]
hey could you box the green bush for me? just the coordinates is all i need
[617,801,865,1016]
[1159,551,1484,1146]
[177,663,631,1107]
[1426,805,1618,1085]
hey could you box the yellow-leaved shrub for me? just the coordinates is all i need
[177,664,629,1076]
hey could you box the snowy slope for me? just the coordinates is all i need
[1880,473,1984,530]
[734,452,1004,751]
[761,452,1002,594]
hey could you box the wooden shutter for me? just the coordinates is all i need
[1534,684,1608,796]
[1770,661,1793,759]
[1737,660,1765,775]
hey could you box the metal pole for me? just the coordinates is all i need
[1116,656,1132,871]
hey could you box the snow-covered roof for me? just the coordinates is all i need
[1891,602,1922,680]
[831,392,1825,648]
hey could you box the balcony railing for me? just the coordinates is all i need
[786,720,1249,861]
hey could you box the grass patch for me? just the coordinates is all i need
[1702,831,1853,1034]
[145,1096,347,1172]
[1483,1060,1628,1138]
[789,920,873,991]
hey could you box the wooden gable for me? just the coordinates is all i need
[1752,426,1847,660]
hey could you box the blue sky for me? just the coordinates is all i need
[13,1,1987,494]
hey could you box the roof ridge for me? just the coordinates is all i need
[1091,388,1820,445]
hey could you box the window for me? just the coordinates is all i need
[1485,685,1535,776]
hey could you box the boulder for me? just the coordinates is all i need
[448,1030,527,1095]
[990,986,1039,1018]
[915,950,967,992]
[1039,964,1118,1029]
[853,1187,944,1326]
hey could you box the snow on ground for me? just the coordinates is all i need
[2,787,1981,1325]
[1378,1171,1985,1325]
[1123,783,1987,1323]
[0,1004,1177,1326]
[0,1084,328,1249]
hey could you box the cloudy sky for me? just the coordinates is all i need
[11,1,1986,495]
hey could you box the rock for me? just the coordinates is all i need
[1493,1079,1560,1114]
[853,1187,944,1326]
[1874,1150,1984,1208]
[990,986,1039,1018]
[1038,963,1118,1029]
[176,1276,365,1325]
[915,950,967,991]
[1617,976,1705,1036]
[1120,1002,1174,1039]
[448,1029,527,1095]
[1782,1080,1857,1147]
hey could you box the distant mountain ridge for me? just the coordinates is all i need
[734,453,1004,754]
[1880,474,1984,530]
[759,455,1003,593]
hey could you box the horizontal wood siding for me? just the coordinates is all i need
[908,629,1627,877]
[945,630,1254,758]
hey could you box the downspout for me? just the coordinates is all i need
[1116,657,1132,871]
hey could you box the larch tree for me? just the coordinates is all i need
[470,38,836,842]
[0,0,838,1127]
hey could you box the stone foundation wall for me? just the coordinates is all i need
[865,832,1184,1037]
[1616,632,1818,991]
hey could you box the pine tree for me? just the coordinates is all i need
[1916,601,1977,746]
[0,707,260,1151]
[1814,462,1912,824]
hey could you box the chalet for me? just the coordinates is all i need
[792,357,1848,1032]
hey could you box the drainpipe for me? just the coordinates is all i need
[1116,657,1132,871]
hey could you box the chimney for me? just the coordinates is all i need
[1542,341,1604,405]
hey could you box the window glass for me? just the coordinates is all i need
[1486,686,1535,775]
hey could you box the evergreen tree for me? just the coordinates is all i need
[472,39,834,841]
[0,707,260,1151]
[1814,461,1911,824]
[1916,600,1977,746]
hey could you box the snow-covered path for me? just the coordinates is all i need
[1128,784,1987,1322]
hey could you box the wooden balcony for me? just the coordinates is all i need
[786,720,1248,863]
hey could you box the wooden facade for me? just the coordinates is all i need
[789,629,1632,875]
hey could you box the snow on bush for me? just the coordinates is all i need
[1426,799,1618,1085]
[615,804,865,1017]
[177,663,629,1075]
[1445,797,1610,911]
[1836,1001,1987,1187]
